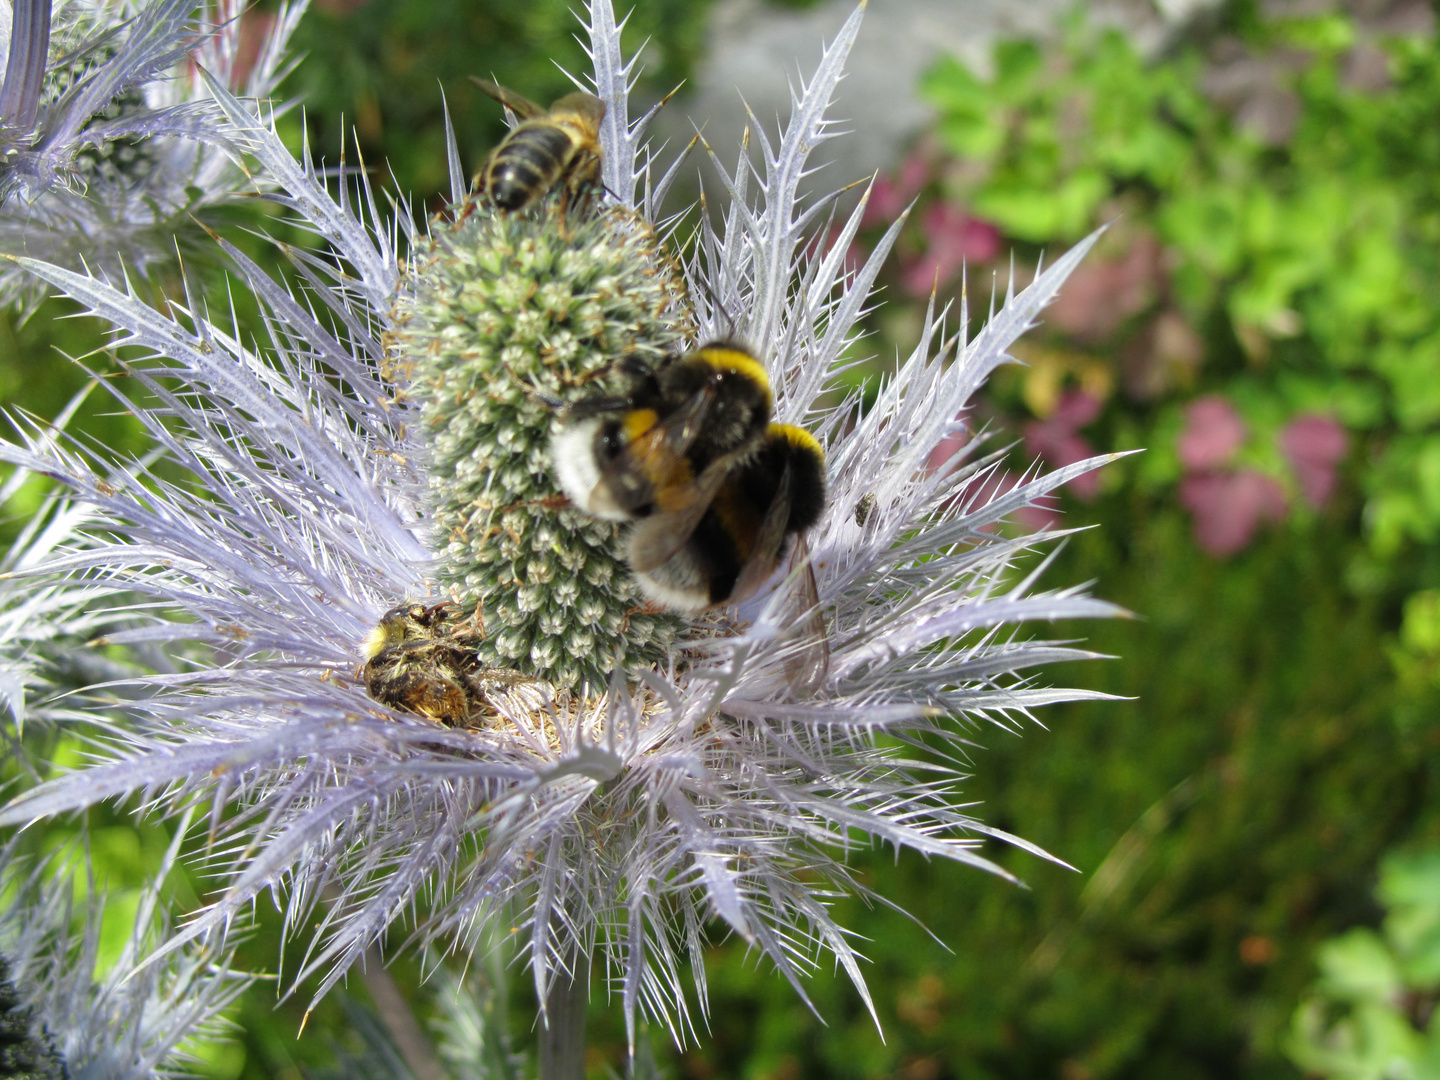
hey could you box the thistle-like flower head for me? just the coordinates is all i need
[0,0,307,306]
[0,0,1123,1043]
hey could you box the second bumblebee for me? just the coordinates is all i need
[550,340,828,611]
[629,421,827,612]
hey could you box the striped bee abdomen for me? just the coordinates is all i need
[488,126,577,211]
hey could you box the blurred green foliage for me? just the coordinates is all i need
[918,5,1440,576]
[612,505,1440,1080]
[1288,848,1440,1079]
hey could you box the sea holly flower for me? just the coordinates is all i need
[0,822,249,1078]
[0,0,1122,1058]
[0,0,306,307]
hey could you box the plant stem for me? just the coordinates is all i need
[538,950,590,1080]
[361,943,447,1080]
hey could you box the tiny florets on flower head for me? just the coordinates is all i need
[392,201,692,690]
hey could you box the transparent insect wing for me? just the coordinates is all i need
[627,455,734,574]
[552,91,606,127]
[471,78,547,121]
[780,537,830,696]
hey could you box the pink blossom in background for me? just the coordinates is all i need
[925,438,1064,533]
[863,150,931,228]
[1024,390,1103,500]
[902,203,1003,296]
[1048,233,1163,341]
[947,463,1064,533]
[1179,470,1288,555]
[814,222,867,278]
[230,10,275,88]
[1279,414,1347,507]
[1178,395,1247,470]
[926,390,1101,530]
[1015,495,1064,532]
[927,426,968,476]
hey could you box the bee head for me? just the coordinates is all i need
[659,344,772,457]
[362,603,440,659]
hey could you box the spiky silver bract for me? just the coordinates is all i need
[0,0,307,307]
[393,201,688,689]
[0,823,249,1078]
[0,0,1124,1045]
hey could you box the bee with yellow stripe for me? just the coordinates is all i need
[550,342,773,522]
[551,342,830,689]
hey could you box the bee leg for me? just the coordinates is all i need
[619,601,667,635]
[556,187,575,241]
[528,386,567,411]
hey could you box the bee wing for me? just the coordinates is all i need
[780,536,830,696]
[727,460,795,605]
[471,77,547,120]
[627,455,733,573]
[551,91,607,127]
[598,386,714,511]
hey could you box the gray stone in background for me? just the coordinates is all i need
[650,0,1221,199]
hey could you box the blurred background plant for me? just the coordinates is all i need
[1287,847,1440,1080]
[9,0,1440,1076]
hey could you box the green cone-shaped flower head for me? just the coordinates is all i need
[392,199,691,690]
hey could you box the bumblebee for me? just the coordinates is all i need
[472,78,606,213]
[549,342,773,522]
[363,602,544,727]
[628,423,827,613]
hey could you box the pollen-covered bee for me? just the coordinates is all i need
[472,77,606,214]
[363,602,545,727]
[549,341,773,521]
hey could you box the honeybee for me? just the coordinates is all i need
[549,341,773,521]
[471,77,606,214]
[363,602,546,727]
